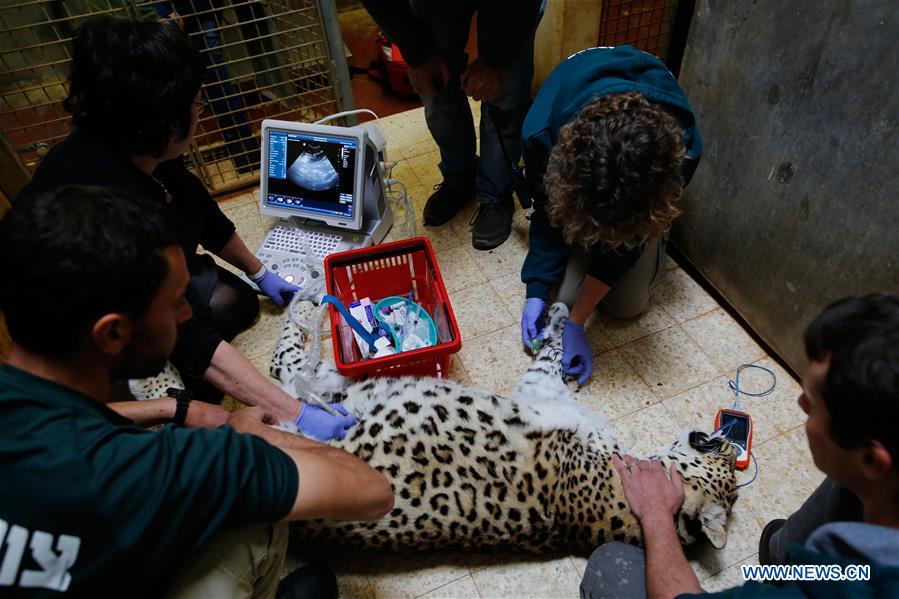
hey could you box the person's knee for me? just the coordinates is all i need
[209,277,259,340]
[581,542,647,599]
[600,293,651,319]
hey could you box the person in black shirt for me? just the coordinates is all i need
[19,17,354,439]
[0,185,393,597]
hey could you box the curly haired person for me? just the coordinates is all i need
[520,46,703,384]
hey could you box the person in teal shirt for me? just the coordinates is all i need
[0,186,393,597]
[520,46,702,384]
[581,294,899,598]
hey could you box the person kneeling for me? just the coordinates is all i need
[0,186,394,597]
[579,293,899,598]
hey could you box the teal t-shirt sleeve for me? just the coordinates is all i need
[86,425,298,556]
[522,206,570,300]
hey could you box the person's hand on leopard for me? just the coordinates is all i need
[562,319,593,385]
[612,454,685,526]
[295,402,356,441]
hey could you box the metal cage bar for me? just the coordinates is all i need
[0,0,350,196]
[598,0,678,58]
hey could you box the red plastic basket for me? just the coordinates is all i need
[323,237,462,379]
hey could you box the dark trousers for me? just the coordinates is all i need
[408,1,537,204]
[580,542,648,599]
[764,477,863,565]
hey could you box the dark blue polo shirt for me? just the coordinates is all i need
[0,364,298,597]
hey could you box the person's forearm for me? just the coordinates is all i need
[217,231,263,276]
[205,342,302,423]
[641,513,702,599]
[232,413,326,452]
[108,398,175,428]
[231,416,393,522]
[569,275,610,324]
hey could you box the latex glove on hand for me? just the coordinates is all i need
[295,402,356,441]
[562,319,593,385]
[521,297,547,351]
[252,268,301,306]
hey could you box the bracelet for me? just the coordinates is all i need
[167,387,192,426]
[249,265,267,282]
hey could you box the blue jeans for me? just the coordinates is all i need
[408,2,537,204]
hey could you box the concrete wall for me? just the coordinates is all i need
[675,0,899,372]
[534,0,601,88]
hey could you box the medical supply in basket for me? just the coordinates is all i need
[375,295,438,353]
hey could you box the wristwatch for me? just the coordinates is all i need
[166,387,192,427]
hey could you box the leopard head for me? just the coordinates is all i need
[661,431,739,549]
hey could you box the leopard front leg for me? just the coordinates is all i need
[512,302,570,402]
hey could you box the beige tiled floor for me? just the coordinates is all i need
[220,106,820,598]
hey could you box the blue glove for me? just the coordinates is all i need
[295,402,357,441]
[562,320,593,385]
[521,297,547,349]
[253,269,301,306]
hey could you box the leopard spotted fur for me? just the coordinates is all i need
[275,300,739,553]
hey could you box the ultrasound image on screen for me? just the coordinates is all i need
[266,131,357,218]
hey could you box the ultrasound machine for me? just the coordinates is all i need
[254,119,393,289]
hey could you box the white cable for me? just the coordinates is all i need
[314,109,380,125]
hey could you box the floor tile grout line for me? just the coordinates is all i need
[468,569,485,598]
[412,572,477,599]
[457,322,520,347]
[593,321,677,355]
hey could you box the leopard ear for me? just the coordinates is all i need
[700,501,728,549]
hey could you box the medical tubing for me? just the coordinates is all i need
[314,108,380,125]
[287,297,339,416]
[320,295,380,353]
[385,177,416,238]
[729,364,776,411]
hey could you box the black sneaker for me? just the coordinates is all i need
[471,194,514,250]
[758,518,786,566]
[276,563,338,599]
[423,181,475,226]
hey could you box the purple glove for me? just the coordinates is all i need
[521,297,547,348]
[253,269,300,306]
[295,402,356,441]
[562,319,593,385]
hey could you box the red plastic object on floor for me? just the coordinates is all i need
[324,237,462,379]
[368,34,416,99]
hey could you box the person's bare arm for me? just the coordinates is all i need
[109,398,231,429]
[569,274,610,325]
[230,408,394,522]
[217,231,264,276]
[109,398,176,428]
[204,341,302,424]
[612,455,702,599]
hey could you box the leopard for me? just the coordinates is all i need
[273,299,739,554]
